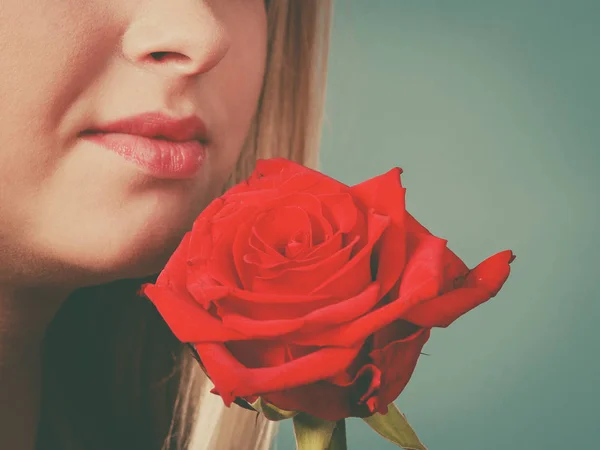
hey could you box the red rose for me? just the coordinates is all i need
[141,158,514,421]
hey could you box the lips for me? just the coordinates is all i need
[83,112,209,142]
[80,112,209,179]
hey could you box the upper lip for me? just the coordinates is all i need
[84,112,208,142]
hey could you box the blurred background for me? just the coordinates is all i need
[275,0,599,449]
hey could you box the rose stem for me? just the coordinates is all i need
[326,419,348,450]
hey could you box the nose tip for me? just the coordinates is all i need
[122,7,230,78]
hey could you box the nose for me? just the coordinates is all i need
[122,1,230,77]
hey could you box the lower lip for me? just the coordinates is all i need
[81,132,206,179]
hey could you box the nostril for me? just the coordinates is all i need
[149,51,191,64]
[151,51,168,61]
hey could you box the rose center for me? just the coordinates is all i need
[283,230,309,259]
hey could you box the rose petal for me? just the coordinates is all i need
[247,226,288,264]
[252,206,312,253]
[253,233,351,281]
[242,159,348,197]
[350,167,407,296]
[195,342,361,405]
[289,232,343,266]
[219,283,381,337]
[344,203,369,257]
[208,224,245,289]
[226,340,291,368]
[289,250,514,347]
[216,295,336,321]
[154,232,192,288]
[277,171,347,196]
[186,271,229,308]
[270,163,348,197]
[371,319,421,350]
[318,193,359,234]
[262,384,360,421]
[350,167,404,218]
[236,193,343,281]
[141,284,245,342]
[189,197,224,242]
[225,286,330,304]
[221,186,280,207]
[233,221,260,289]
[372,222,407,297]
[243,248,289,270]
[245,222,338,271]
[261,364,382,421]
[402,250,514,327]
[311,211,389,298]
[405,212,469,284]
[253,193,332,245]
[198,204,264,289]
[250,237,358,295]
[397,233,448,299]
[369,327,431,407]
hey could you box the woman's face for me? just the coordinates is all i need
[0,0,267,285]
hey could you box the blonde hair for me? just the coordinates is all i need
[35,1,332,449]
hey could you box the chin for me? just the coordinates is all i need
[112,237,184,280]
[29,216,193,288]
[25,179,214,287]
[90,229,188,281]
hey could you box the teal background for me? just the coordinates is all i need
[275,1,599,449]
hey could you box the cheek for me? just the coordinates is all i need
[0,1,122,199]
[0,3,124,264]
[1,2,120,138]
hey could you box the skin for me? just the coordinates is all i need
[0,0,268,448]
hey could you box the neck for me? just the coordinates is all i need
[0,285,70,450]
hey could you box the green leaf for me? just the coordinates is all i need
[250,397,298,421]
[363,403,428,450]
[293,413,342,450]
